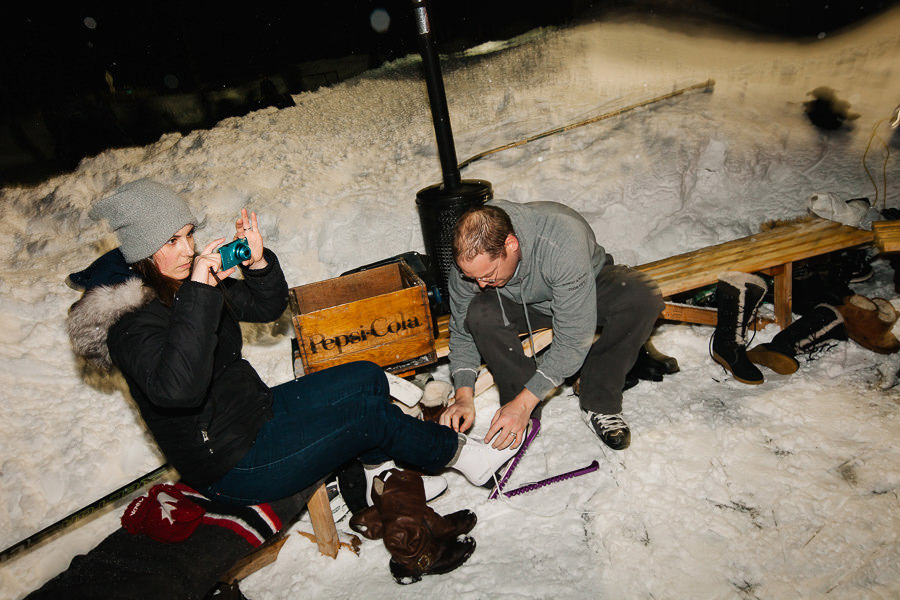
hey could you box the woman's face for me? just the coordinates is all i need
[152,224,195,280]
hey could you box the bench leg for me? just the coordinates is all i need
[306,482,340,558]
[770,263,793,329]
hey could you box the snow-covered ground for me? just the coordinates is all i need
[2,7,900,599]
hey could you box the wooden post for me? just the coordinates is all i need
[306,483,339,558]
[771,263,793,328]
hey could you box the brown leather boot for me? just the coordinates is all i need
[369,469,476,584]
[348,505,384,540]
[349,504,476,542]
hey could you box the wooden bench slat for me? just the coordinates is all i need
[638,220,860,274]
[874,220,900,253]
[638,218,856,281]
[435,321,449,358]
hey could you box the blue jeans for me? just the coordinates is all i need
[201,361,459,505]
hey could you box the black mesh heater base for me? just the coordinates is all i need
[416,179,492,315]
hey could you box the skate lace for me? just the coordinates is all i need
[587,411,627,433]
[802,340,839,362]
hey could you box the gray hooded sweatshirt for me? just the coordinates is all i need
[448,199,608,400]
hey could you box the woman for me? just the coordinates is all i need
[67,179,519,508]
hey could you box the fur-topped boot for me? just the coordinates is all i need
[420,380,452,423]
[747,304,847,374]
[836,295,900,354]
[349,469,476,584]
[711,272,768,384]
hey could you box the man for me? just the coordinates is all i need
[440,200,663,451]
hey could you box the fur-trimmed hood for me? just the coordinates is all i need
[67,278,156,371]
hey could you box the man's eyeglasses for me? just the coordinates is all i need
[466,257,501,284]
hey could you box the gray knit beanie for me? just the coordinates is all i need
[90,179,198,263]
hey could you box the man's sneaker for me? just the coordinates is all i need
[582,410,631,450]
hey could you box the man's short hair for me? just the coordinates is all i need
[452,205,515,263]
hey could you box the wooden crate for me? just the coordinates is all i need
[289,262,436,376]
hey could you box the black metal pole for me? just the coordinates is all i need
[411,0,492,315]
[411,0,461,192]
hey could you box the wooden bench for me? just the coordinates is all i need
[637,217,874,328]
[433,216,875,389]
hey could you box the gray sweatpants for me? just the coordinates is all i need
[464,264,663,415]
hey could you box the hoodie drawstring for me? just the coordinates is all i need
[496,287,538,366]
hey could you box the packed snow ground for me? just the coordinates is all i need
[2,7,900,599]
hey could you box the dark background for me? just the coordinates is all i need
[2,0,897,186]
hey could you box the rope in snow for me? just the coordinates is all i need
[457,79,716,171]
[862,118,892,210]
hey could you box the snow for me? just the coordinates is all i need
[3,8,900,599]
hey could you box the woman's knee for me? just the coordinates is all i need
[334,360,387,395]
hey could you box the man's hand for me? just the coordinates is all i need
[484,388,540,449]
[440,387,476,433]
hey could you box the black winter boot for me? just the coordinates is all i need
[624,339,679,384]
[627,345,665,382]
[643,338,680,374]
[747,304,846,374]
[711,272,767,385]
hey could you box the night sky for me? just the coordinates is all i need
[2,1,897,184]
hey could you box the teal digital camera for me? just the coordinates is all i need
[218,238,252,269]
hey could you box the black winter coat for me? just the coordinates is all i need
[67,248,289,489]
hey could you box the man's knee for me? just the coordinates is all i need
[464,292,505,335]
[635,281,665,323]
[598,267,664,326]
[627,284,664,336]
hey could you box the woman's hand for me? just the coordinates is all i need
[234,208,268,270]
[191,238,237,286]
